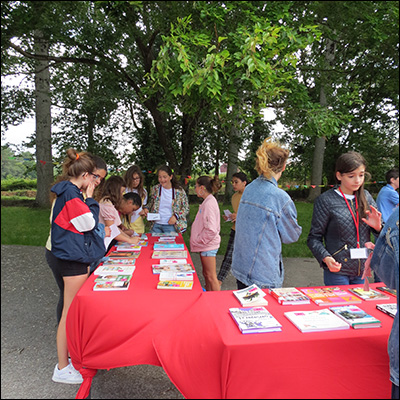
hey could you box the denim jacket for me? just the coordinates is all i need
[370,208,399,387]
[231,175,302,288]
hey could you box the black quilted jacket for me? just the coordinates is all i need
[307,188,378,277]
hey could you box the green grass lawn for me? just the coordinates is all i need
[1,202,314,257]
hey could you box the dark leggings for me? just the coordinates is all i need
[45,248,64,324]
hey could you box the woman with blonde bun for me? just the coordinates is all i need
[231,138,302,289]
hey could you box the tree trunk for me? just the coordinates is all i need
[307,37,336,202]
[34,29,53,208]
[224,122,240,203]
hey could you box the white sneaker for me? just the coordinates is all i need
[52,363,83,384]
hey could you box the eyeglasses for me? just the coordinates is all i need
[90,173,101,180]
[132,177,141,181]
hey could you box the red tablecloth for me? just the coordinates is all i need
[66,234,203,398]
[153,282,394,399]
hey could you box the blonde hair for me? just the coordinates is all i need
[255,138,289,179]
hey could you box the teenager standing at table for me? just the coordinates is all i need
[190,176,222,291]
[231,138,302,289]
[143,165,189,234]
[369,208,399,400]
[307,151,382,286]
[217,172,248,286]
[123,165,148,233]
[50,149,106,384]
[46,155,108,325]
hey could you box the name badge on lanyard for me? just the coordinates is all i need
[339,188,368,259]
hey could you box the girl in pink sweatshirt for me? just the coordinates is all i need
[190,176,222,291]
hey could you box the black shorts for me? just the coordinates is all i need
[51,254,89,277]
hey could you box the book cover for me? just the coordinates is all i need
[152,232,178,237]
[153,243,185,250]
[159,271,194,281]
[376,286,397,297]
[229,307,282,334]
[159,259,188,265]
[347,287,391,301]
[233,284,269,307]
[269,287,311,305]
[115,243,142,252]
[376,303,397,318]
[157,280,193,290]
[152,264,195,274]
[94,274,132,283]
[152,250,188,259]
[93,279,131,291]
[93,264,135,276]
[108,251,141,259]
[284,309,350,333]
[102,258,136,266]
[329,305,381,329]
[300,287,362,306]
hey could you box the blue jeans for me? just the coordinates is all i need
[151,223,176,234]
[323,270,365,286]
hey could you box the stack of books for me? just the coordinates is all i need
[329,305,381,329]
[229,307,282,334]
[347,287,390,301]
[376,303,397,318]
[269,287,311,305]
[299,287,362,306]
[93,274,132,291]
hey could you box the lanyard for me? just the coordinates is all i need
[339,187,360,248]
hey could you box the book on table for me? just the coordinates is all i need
[375,286,397,297]
[93,264,136,276]
[159,258,188,265]
[299,287,362,306]
[269,287,311,305]
[93,279,131,291]
[153,243,185,251]
[284,309,350,333]
[108,251,140,259]
[376,303,397,318]
[229,307,282,334]
[152,250,188,259]
[329,305,381,329]
[152,232,178,237]
[94,274,132,283]
[159,271,194,281]
[157,280,194,290]
[114,242,142,252]
[152,264,195,274]
[233,284,268,307]
[102,258,136,266]
[347,287,391,301]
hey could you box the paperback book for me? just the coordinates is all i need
[157,280,193,290]
[152,264,195,274]
[229,307,282,334]
[299,287,362,306]
[233,284,269,307]
[102,258,136,266]
[159,258,188,265]
[376,286,397,297]
[269,287,311,305]
[108,251,141,259]
[284,309,350,333]
[115,243,142,252]
[376,303,397,318]
[159,271,194,281]
[93,279,131,291]
[152,232,178,237]
[329,305,381,329]
[152,250,188,259]
[153,243,185,251]
[347,287,391,301]
[93,264,135,276]
[94,274,132,283]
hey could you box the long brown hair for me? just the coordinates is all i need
[196,175,222,195]
[124,165,146,200]
[335,151,371,219]
[99,175,126,209]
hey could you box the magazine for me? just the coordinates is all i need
[233,284,268,307]
[229,307,282,334]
